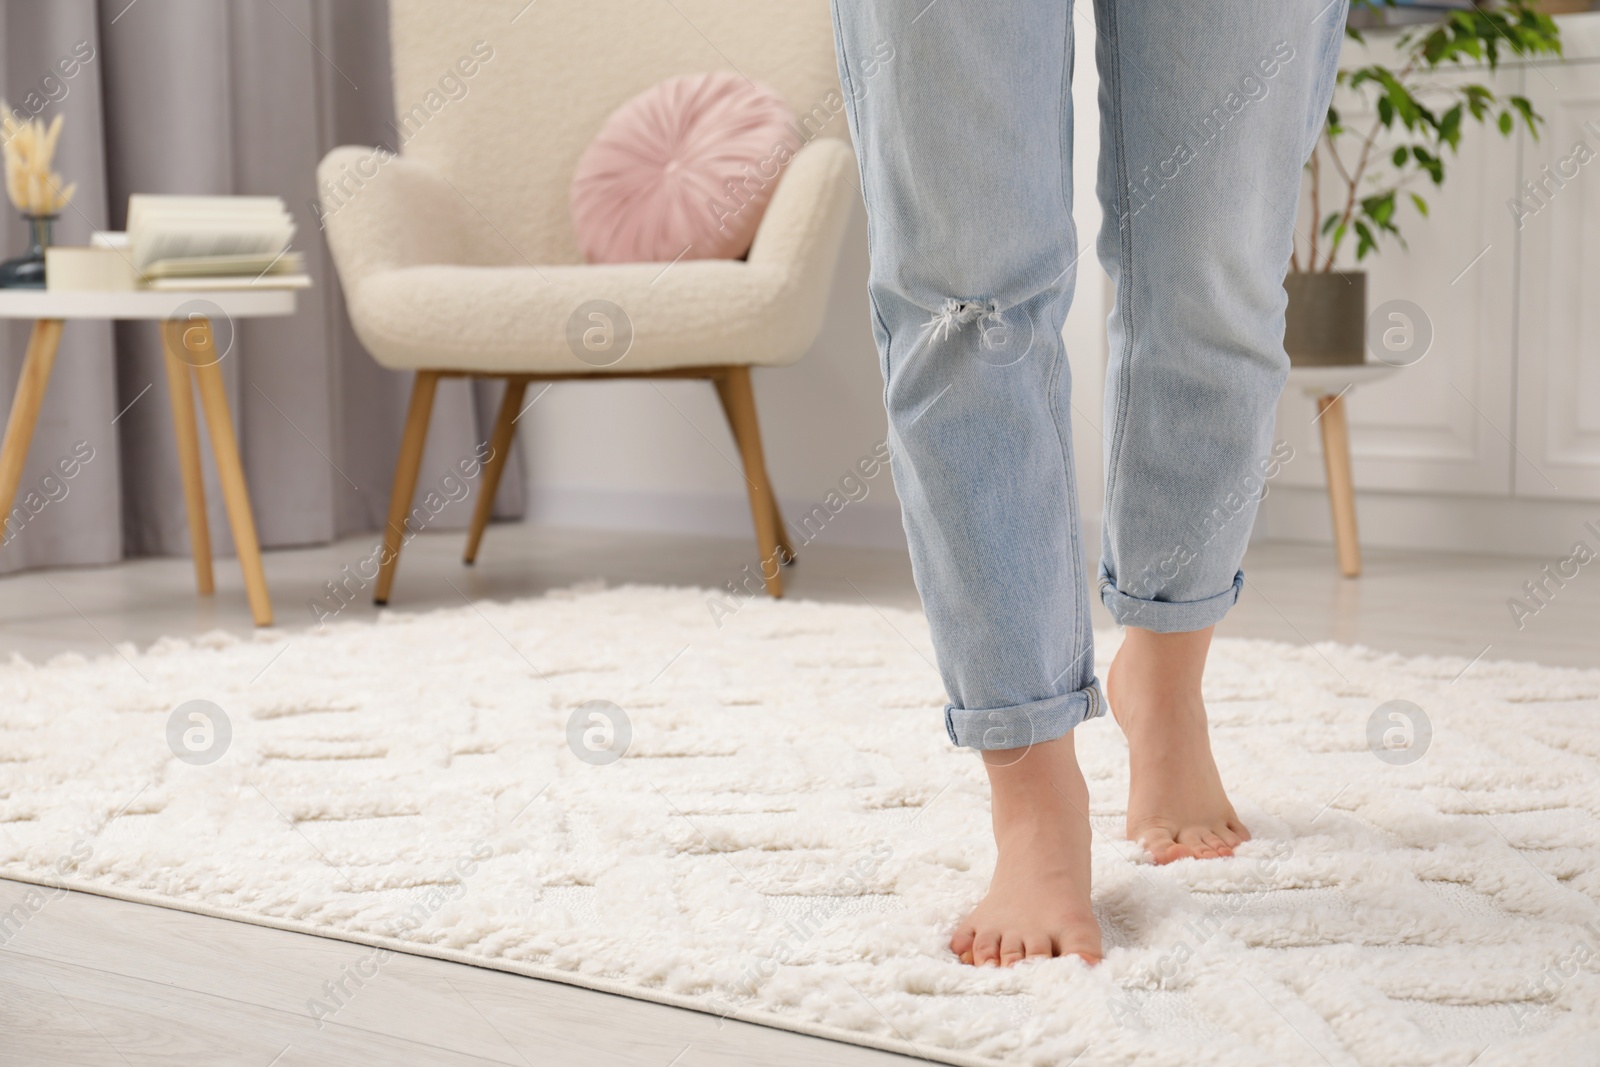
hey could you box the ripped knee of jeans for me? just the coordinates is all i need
[921,297,1007,349]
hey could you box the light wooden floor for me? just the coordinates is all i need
[2,524,1595,1065]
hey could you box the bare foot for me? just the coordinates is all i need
[949,732,1102,967]
[1107,625,1250,865]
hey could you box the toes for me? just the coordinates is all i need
[1023,932,1053,961]
[1176,826,1226,860]
[972,930,1002,967]
[1139,827,1195,865]
[1065,944,1103,965]
[950,923,976,960]
[1141,824,1246,863]
[1056,927,1103,965]
[1149,840,1196,864]
[999,931,1026,968]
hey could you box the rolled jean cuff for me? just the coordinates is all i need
[945,678,1105,750]
[1098,566,1244,633]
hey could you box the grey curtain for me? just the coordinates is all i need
[0,0,523,576]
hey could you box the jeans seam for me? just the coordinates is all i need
[1045,296,1084,682]
[1303,0,1349,163]
[1058,10,1073,228]
[1048,12,1083,684]
[1099,0,1136,568]
[869,286,893,399]
[830,2,894,401]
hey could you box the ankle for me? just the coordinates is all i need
[980,736,1087,821]
[1111,678,1206,717]
[1110,627,1214,703]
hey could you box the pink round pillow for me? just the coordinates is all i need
[570,72,800,264]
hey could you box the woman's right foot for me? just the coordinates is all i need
[949,732,1102,967]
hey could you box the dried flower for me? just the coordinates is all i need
[1,102,76,215]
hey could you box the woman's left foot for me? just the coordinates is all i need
[1106,626,1250,864]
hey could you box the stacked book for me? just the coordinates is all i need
[46,194,312,292]
[128,195,308,289]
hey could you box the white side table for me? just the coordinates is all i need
[1286,362,1399,579]
[0,288,297,626]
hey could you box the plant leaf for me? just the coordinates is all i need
[1439,104,1463,151]
[1354,219,1377,261]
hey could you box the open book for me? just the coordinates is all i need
[125,195,308,288]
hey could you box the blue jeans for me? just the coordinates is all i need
[831,0,1346,750]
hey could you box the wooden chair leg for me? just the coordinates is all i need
[712,366,784,597]
[0,319,64,534]
[464,377,527,566]
[375,371,440,605]
[159,322,215,596]
[1317,393,1362,579]
[769,493,796,565]
[187,321,273,626]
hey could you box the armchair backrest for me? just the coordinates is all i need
[387,0,847,266]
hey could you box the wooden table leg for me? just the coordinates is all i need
[1317,392,1362,579]
[0,319,65,534]
[184,319,273,626]
[159,321,215,596]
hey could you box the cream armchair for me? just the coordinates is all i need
[319,0,857,602]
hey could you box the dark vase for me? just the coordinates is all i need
[0,214,56,289]
[1283,270,1367,366]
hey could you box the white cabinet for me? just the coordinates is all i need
[1264,15,1600,555]
[1514,50,1600,500]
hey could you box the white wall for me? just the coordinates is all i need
[518,19,1111,555]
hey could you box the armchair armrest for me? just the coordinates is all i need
[746,136,857,269]
[315,146,477,285]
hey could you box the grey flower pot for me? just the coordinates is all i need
[1283,270,1367,367]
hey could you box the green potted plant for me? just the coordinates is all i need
[1285,0,1562,366]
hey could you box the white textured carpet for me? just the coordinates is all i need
[2,584,1599,1066]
